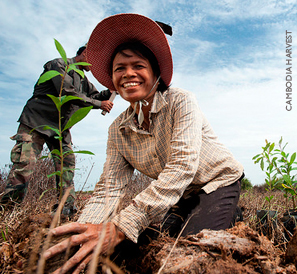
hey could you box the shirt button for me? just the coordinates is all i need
[153,154,158,158]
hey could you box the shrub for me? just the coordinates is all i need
[241,177,252,191]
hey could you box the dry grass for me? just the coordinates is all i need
[0,160,296,273]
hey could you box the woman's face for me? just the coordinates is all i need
[112,49,158,104]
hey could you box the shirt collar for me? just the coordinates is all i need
[119,90,168,130]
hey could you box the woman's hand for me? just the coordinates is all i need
[43,222,125,274]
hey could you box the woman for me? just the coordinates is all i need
[44,13,244,273]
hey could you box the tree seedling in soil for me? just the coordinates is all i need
[253,137,297,210]
[37,39,94,202]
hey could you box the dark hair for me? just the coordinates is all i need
[110,42,168,92]
[76,46,86,56]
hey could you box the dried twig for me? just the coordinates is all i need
[157,215,193,274]
[87,186,124,274]
[101,257,125,274]
[78,161,95,197]
[36,187,72,274]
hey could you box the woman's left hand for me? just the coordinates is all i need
[43,222,125,274]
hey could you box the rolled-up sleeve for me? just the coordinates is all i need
[77,130,134,224]
[78,88,243,243]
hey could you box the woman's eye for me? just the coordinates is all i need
[114,67,124,72]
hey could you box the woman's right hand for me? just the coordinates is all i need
[44,222,125,274]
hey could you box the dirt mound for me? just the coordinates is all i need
[0,212,52,273]
[1,213,297,273]
[132,222,297,274]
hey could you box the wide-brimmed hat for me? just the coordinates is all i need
[86,13,173,91]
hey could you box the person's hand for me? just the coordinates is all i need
[100,100,114,113]
[43,222,125,274]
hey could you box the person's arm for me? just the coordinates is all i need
[111,91,203,243]
[43,122,133,273]
[43,222,125,274]
[77,127,135,224]
[89,87,112,101]
[49,59,113,110]
[89,87,114,113]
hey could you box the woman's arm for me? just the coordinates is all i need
[112,90,203,242]
[43,222,125,274]
[43,121,132,273]
[78,126,134,224]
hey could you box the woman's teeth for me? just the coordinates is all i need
[123,82,139,88]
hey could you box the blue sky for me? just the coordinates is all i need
[0,0,296,191]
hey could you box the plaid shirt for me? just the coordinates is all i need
[78,87,244,242]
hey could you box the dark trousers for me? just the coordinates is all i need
[138,179,241,243]
[113,179,242,265]
[162,179,241,237]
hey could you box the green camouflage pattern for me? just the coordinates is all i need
[3,123,76,204]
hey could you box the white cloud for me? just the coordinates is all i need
[0,1,296,189]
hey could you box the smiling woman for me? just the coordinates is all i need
[44,13,244,273]
[112,48,158,103]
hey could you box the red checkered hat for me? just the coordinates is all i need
[86,13,173,91]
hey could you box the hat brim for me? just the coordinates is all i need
[87,13,173,91]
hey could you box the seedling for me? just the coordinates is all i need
[37,39,94,202]
[253,137,297,210]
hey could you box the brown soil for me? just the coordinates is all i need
[122,222,297,273]
[1,190,297,273]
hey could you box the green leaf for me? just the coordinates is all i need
[39,188,56,200]
[252,154,261,160]
[62,150,95,157]
[68,65,85,78]
[283,187,296,196]
[279,137,283,146]
[54,136,63,141]
[1,229,6,242]
[47,94,62,111]
[73,62,91,67]
[50,149,61,156]
[43,126,60,136]
[47,171,61,178]
[60,168,78,178]
[39,155,49,160]
[38,70,61,85]
[254,157,262,164]
[73,150,95,155]
[269,143,275,153]
[54,39,67,64]
[283,175,291,184]
[290,153,296,165]
[265,195,273,202]
[61,95,84,106]
[62,167,77,172]
[260,158,264,171]
[63,106,93,131]
[264,142,270,151]
[265,171,270,177]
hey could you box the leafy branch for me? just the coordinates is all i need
[253,137,297,209]
[38,39,94,202]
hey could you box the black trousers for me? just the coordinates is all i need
[159,179,241,238]
[113,179,242,264]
